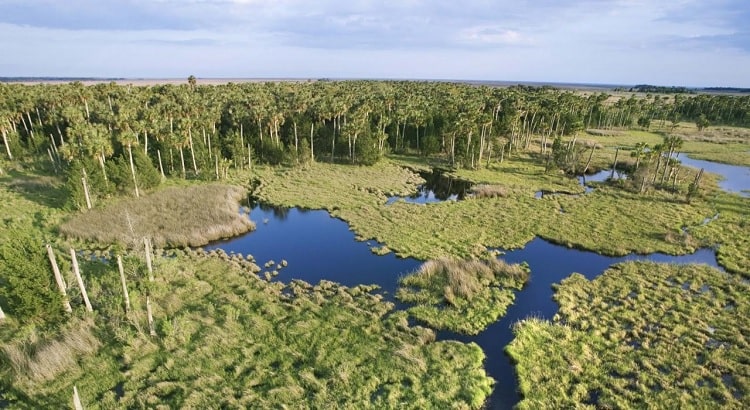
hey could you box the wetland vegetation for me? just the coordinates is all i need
[1,79,748,408]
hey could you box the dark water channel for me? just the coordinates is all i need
[207,201,721,409]
[386,168,473,204]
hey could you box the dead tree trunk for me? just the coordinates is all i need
[117,256,131,313]
[610,147,620,180]
[70,249,93,312]
[46,244,73,313]
[157,149,165,179]
[144,237,154,282]
[73,385,84,410]
[81,168,92,210]
[0,304,6,320]
[146,296,156,336]
[127,144,140,198]
[582,145,596,174]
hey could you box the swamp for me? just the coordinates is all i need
[0,80,748,409]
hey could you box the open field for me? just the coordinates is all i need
[507,261,749,409]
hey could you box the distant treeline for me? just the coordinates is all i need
[627,85,696,94]
[702,87,750,94]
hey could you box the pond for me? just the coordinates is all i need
[206,203,721,410]
[386,168,473,204]
[676,154,750,197]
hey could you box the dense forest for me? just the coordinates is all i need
[1,80,749,210]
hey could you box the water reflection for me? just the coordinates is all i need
[387,168,473,204]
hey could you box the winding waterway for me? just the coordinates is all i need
[206,157,746,409]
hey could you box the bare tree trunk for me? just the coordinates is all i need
[70,249,93,312]
[582,145,596,174]
[2,129,12,160]
[128,144,140,198]
[0,304,6,320]
[310,123,315,162]
[73,385,84,410]
[81,173,92,210]
[144,237,154,282]
[188,129,198,174]
[179,146,186,178]
[117,256,131,313]
[610,147,620,180]
[247,144,253,171]
[144,130,148,155]
[215,155,219,180]
[157,149,165,178]
[146,296,156,336]
[208,127,213,161]
[46,244,73,313]
[294,121,298,155]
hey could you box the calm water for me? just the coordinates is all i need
[676,154,750,197]
[387,168,473,204]
[207,203,721,409]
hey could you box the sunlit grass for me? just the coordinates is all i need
[507,261,749,409]
[397,258,529,334]
[1,250,495,408]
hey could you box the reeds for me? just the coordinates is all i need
[60,184,255,248]
[398,258,529,334]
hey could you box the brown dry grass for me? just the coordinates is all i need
[2,319,100,382]
[60,184,254,248]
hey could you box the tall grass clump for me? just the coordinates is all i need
[60,184,255,248]
[397,258,529,334]
[2,318,100,382]
[470,184,509,199]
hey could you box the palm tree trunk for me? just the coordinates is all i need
[128,144,140,198]
[157,149,165,178]
[188,129,198,174]
[310,122,315,161]
[179,146,186,178]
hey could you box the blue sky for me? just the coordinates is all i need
[0,0,748,87]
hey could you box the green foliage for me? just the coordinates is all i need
[132,149,161,190]
[0,230,66,326]
[696,113,710,131]
[637,116,651,129]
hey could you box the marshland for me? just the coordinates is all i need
[0,80,748,409]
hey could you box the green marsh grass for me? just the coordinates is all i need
[507,261,749,409]
[1,250,495,409]
[397,258,529,334]
[253,156,750,276]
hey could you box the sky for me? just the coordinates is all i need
[0,0,748,87]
